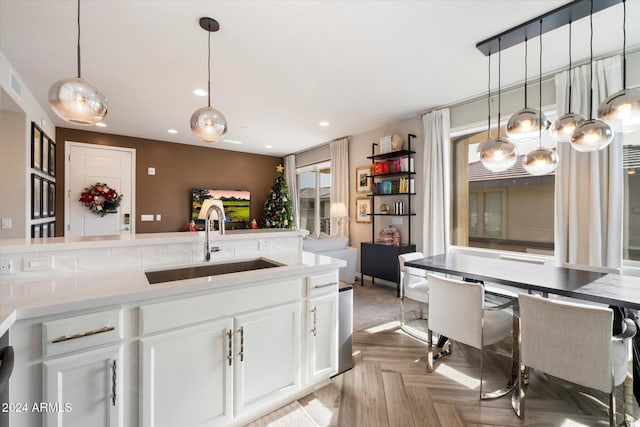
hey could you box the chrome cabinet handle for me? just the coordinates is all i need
[111,360,117,407]
[238,326,244,362]
[311,307,318,337]
[227,330,233,366]
[51,326,115,343]
[313,282,337,289]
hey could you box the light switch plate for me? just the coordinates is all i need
[141,214,154,222]
[1,218,11,229]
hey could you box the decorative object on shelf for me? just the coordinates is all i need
[380,203,389,214]
[506,36,550,142]
[570,0,614,152]
[79,182,123,217]
[377,225,400,246]
[251,218,258,229]
[394,201,406,215]
[550,19,586,143]
[262,164,295,228]
[477,38,518,172]
[355,198,371,223]
[355,165,372,193]
[598,0,640,133]
[391,134,404,151]
[48,0,108,125]
[523,19,558,176]
[190,17,228,143]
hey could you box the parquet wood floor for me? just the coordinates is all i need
[251,280,640,427]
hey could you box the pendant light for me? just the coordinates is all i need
[478,38,518,172]
[190,17,228,143]
[48,0,107,125]
[550,19,586,143]
[571,0,614,152]
[597,0,640,133]
[506,36,550,142]
[524,19,558,176]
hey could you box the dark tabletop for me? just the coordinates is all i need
[405,253,640,310]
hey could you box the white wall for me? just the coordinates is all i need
[0,50,55,238]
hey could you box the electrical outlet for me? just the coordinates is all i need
[1,218,11,229]
[259,240,272,251]
[0,260,13,274]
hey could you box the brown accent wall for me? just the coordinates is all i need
[55,128,283,234]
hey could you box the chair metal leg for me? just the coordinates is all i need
[512,362,526,418]
[427,330,434,372]
[609,390,617,427]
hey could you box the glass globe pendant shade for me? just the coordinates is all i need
[597,87,640,133]
[190,106,228,143]
[570,118,614,152]
[550,112,586,143]
[506,107,550,141]
[477,137,518,172]
[523,147,558,175]
[48,77,108,125]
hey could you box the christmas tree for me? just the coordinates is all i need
[262,164,295,229]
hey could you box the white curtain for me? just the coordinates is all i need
[554,56,623,268]
[422,108,451,256]
[284,154,299,229]
[330,137,349,237]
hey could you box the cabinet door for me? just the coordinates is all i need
[307,293,338,383]
[43,344,123,427]
[140,318,233,427]
[234,302,301,416]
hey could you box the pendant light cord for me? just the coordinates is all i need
[524,37,528,107]
[589,0,594,120]
[539,19,543,149]
[498,38,502,138]
[623,0,627,89]
[76,0,81,79]
[207,25,212,108]
[487,51,492,139]
[568,19,572,113]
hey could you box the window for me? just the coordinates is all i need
[297,162,331,237]
[623,130,640,263]
[452,127,555,254]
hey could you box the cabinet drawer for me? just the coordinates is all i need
[42,309,123,357]
[307,272,339,297]
[140,278,302,335]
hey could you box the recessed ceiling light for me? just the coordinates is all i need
[168,129,178,134]
[265,145,273,149]
[95,122,107,127]
[319,121,330,127]
[224,139,243,145]
[193,89,207,97]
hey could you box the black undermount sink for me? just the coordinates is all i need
[145,258,283,284]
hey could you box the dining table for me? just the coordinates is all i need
[404,252,640,417]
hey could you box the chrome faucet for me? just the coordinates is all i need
[204,203,226,261]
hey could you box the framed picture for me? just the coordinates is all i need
[48,139,56,177]
[31,122,42,171]
[48,181,56,216]
[42,179,49,218]
[355,198,372,223]
[355,166,371,193]
[31,174,42,219]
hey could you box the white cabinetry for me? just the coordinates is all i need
[43,344,123,427]
[234,302,300,415]
[140,318,233,427]
[305,272,339,383]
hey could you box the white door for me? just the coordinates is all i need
[234,302,301,416]
[140,319,234,427]
[66,142,135,236]
[307,293,338,383]
[43,344,123,427]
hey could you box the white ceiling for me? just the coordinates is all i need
[1,0,638,156]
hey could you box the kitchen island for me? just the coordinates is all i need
[0,230,344,426]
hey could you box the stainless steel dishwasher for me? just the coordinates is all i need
[336,283,353,375]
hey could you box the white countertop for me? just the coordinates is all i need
[0,251,344,336]
[0,229,344,336]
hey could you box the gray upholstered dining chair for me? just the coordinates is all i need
[517,293,636,426]
[426,273,514,399]
[398,252,429,341]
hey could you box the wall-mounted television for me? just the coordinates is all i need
[191,189,251,230]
